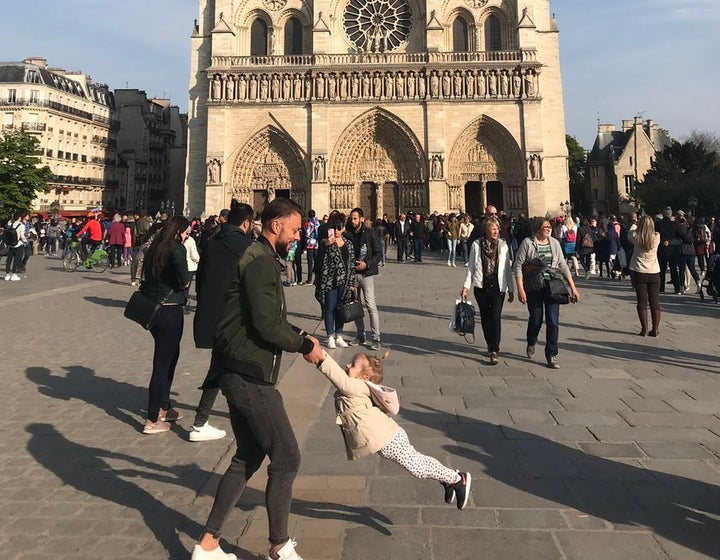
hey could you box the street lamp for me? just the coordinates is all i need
[688,195,698,217]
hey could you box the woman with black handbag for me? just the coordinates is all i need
[515,218,580,369]
[461,218,514,365]
[140,216,192,434]
[313,213,357,349]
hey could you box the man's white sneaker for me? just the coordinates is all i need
[189,422,227,442]
[335,335,349,348]
[9,274,21,281]
[3,274,10,281]
[191,544,237,560]
[268,539,303,560]
[326,336,336,349]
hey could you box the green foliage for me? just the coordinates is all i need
[566,135,586,204]
[0,129,52,223]
[634,140,720,215]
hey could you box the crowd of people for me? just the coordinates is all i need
[3,200,719,560]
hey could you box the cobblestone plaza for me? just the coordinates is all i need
[2,254,719,559]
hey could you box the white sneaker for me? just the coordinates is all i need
[191,544,236,560]
[452,263,457,267]
[335,335,349,348]
[268,539,303,560]
[189,422,227,442]
[10,274,21,281]
[326,336,336,349]
[3,274,9,281]
[447,261,451,266]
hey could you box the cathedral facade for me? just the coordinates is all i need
[185,0,569,219]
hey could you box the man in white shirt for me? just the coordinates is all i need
[4,213,27,281]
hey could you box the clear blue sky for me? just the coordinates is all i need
[2,0,717,149]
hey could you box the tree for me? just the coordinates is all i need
[634,140,720,215]
[687,130,720,158]
[0,129,52,224]
[566,135,586,210]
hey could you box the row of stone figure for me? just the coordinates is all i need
[328,184,428,210]
[209,67,539,103]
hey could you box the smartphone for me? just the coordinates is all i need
[327,228,335,238]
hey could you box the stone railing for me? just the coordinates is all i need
[210,50,536,69]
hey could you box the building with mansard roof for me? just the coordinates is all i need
[185,0,569,219]
[0,57,121,215]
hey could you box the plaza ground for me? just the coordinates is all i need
[1,251,719,559]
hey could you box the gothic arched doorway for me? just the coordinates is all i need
[448,115,525,216]
[329,108,426,217]
[230,125,308,211]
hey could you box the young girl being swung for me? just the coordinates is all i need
[315,351,472,509]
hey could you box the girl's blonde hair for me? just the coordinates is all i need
[357,351,390,384]
[564,216,575,230]
[635,215,656,251]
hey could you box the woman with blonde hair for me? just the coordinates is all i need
[628,215,661,336]
[461,218,514,365]
[560,216,580,276]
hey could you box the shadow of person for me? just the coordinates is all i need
[402,405,720,559]
[26,365,151,430]
[83,295,128,308]
[26,423,208,558]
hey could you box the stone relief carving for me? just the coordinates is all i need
[312,155,327,181]
[430,154,444,180]
[207,158,222,184]
[208,67,540,104]
[528,153,543,180]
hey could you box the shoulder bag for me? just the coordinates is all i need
[124,288,174,330]
[337,292,364,324]
[543,269,571,305]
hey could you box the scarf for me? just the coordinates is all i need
[481,237,498,277]
[315,237,356,307]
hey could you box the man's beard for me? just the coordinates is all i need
[275,239,289,259]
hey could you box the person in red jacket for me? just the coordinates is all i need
[76,212,103,259]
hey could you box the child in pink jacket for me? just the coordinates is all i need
[316,351,472,509]
[123,224,133,266]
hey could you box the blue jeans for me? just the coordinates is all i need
[413,238,423,261]
[323,284,345,336]
[379,237,386,265]
[447,239,458,264]
[526,289,560,359]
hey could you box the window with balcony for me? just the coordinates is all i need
[251,18,269,56]
[8,89,16,103]
[284,17,304,55]
[29,90,39,104]
[452,16,469,52]
[485,15,502,51]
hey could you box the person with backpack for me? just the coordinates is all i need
[560,216,580,276]
[461,217,514,365]
[576,217,594,278]
[693,217,711,273]
[4,213,26,281]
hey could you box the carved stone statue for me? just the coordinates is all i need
[225,76,235,100]
[453,72,463,98]
[431,154,443,180]
[282,74,291,100]
[304,74,313,99]
[293,74,302,99]
[361,73,371,98]
[418,72,426,98]
[211,75,221,100]
[249,76,258,100]
[500,71,509,97]
[524,70,537,97]
[238,75,247,100]
[430,72,439,97]
[385,72,394,98]
[465,71,475,97]
[351,73,360,98]
[328,73,337,99]
[528,154,542,180]
[477,71,486,97]
[373,73,382,98]
[488,71,498,96]
[339,73,348,98]
[260,75,269,100]
[271,74,280,100]
[316,73,325,99]
[313,155,326,181]
[208,159,221,184]
[442,71,451,97]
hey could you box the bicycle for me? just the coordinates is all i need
[62,240,109,273]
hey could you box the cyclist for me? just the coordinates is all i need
[76,212,103,260]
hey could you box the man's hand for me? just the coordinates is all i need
[355,261,367,271]
[303,338,324,364]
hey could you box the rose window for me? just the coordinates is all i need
[343,0,412,53]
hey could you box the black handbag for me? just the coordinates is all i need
[544,277,571,305]
[124,289,173,330]
[337,295,364,324]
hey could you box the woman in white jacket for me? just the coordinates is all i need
[461,218,514,364]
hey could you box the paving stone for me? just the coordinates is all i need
[555,532,668,560]
[584,368,633,379]
[341,527,431,560]
[579,443,645,458]
[622,398,677,413]
[637,442,716,459]
[560,510,611,530]
[508,409,558,425]
[432,529,562,560]
[496,508,568,529]
[421,507,496,527]
[589,427,720,443]
[551,411,627,427]
[558,397,630,412]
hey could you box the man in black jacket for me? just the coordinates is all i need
[409,212,426,262]
[189,202,254,442]
[655,207,683,293]
[348,207,383,349]
[395,212,410,262]
[193,198,323,560]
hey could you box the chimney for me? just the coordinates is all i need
[622,120,633,132]
[24,57,48,68]
[598,124,616,134]
[634,116,643,125]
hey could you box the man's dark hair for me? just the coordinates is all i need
[351,207,364,218]
[308,209,316,218]
[13,211,25,221]
[228,203,254,226]
[261,198,302,228]
[330,213,347,231]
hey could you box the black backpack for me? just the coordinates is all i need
[452,300,476,343]
[3,224,19,247]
